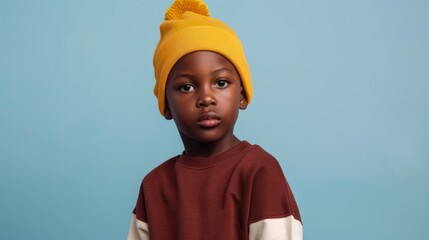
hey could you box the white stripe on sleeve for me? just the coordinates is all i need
[127,214,149,240]
[249,215,303,240]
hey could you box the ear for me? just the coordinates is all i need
[239,88,248,110]
[163,95,174,120]
[164,106,173,120]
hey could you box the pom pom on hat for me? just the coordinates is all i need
[153,0,253,116]
[165,0,210,20]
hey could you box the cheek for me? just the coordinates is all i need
[169,98,195,125]
[219,92,241,116]
[165,90,180,113]
[222,88,243,105]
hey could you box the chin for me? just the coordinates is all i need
[184,131,228,144]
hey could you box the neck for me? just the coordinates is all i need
[180,134,241,158]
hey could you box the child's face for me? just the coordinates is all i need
[165,51,247,145]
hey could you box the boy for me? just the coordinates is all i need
[128,0,302,239]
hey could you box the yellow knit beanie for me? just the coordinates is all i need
[153,0,253,116]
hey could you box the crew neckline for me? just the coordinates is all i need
[176,141,251,169]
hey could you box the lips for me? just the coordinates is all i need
[197,112,221,128]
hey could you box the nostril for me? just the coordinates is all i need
[197,100,207,107]
[197,96,216,108]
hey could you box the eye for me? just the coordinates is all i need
[214,79,230,89]
[178,83,194,92]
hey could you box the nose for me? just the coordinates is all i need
[196,86,216,108]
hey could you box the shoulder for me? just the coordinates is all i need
[142,155,178,185]
[230,142,287,184]
[240,143,283,172]
[247,144,277,160]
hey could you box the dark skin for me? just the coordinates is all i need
[164,51,248,157]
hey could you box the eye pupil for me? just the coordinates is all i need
[217,80,228,88]
[179,84,194,92]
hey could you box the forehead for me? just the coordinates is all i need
[170,51,238,74]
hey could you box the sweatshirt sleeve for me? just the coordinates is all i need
[248,156,302,240]
[128,181,150,240]
[127,214,149,240]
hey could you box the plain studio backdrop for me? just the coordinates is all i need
[1,0,428,239]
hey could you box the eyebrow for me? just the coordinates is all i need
[174,73,194,80]
[174,67,235,81]
[211,67,234,75]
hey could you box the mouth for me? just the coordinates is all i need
[197,112,221,128]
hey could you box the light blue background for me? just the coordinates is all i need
[1,0,428,239]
